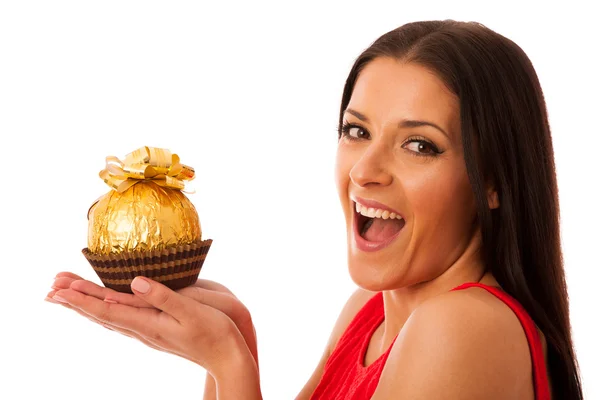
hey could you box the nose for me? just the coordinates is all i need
[349,140,393,188]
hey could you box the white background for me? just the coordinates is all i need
[1,1,598,399]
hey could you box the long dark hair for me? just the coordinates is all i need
[338,20,583,399]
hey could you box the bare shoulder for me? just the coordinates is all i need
[295,287,377,400]
[372,287,534,400]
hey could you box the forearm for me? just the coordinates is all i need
[203,372,217,400]
[203,358,261,400]
[212,340,262,400]
[204,342,261,400]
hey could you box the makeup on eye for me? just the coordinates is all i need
[403,136,442,156]
[339,121,369,140]
[339,121,443,157]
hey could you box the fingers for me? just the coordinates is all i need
[52,275,152,308]
[193,279,237,298]
[70,280,152,308]
[46,289,62,304]
[49,277,249,370]
[47,289,167,352]
[48,278,174,355]
[179,286,252,327]
[55,275,236,307]
[52,287,174,335]
[68,279,111,300]
[55,272,84,280]
[47,289,114,328]
[53,276,77,290]
[130,277,195,322]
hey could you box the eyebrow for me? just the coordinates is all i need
[344,108,450,139]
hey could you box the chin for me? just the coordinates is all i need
[347,257,403,292]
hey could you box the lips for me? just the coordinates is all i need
[351,198,405,252]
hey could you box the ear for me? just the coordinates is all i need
[487,185,499,210]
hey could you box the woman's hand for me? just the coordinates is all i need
[46,273,259,382]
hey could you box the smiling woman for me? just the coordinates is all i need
[336,60,477,291]
[308,20,583,400]
[47,19,583,400]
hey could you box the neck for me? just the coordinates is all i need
[379,230,491,351]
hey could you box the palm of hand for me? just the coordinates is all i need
[47,272,259,373]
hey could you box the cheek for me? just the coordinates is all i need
[403,164,475,225]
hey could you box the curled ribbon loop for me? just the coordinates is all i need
[99,146,195,193]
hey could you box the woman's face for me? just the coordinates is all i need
[335,58,480,291]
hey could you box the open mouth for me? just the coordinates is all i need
[357,211,374,237]
[354,201,406,243]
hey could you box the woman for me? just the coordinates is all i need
[47,20,583,399]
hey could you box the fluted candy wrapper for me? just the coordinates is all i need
[82,239,212,293]
[82,146,212,293]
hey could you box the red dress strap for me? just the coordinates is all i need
[311,283,551,399]
[310,291,393,399]
[451,282,551,400]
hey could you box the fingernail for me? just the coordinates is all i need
[45,297,59,304]
[131,277,150,294]
[104,298,118,304]
[52,295,69,303]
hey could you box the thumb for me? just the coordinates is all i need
[131,276,191,321]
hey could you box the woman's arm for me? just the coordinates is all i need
[203,373,216,400]
[211,340,262,400]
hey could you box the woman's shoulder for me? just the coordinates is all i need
[419,283,533,333]
[420,285,535,374]
[372,285,535,399]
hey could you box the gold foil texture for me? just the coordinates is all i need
[88,181,201,255]
[99,146,195,193]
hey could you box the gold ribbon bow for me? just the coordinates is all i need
[99,146,195,193]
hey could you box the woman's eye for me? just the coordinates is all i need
[341,123,369,140]
[348,127,367,139]
[403,140,439,155]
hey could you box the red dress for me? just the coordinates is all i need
[310,282,551,399]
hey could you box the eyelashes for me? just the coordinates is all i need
[339,121,369,141]
[338,121,443,158]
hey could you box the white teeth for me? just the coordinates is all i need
[355,202,403,220]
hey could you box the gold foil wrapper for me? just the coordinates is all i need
[88,181,201,255]
[99,146,195,193]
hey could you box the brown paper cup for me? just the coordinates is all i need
[82,239,212,293]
